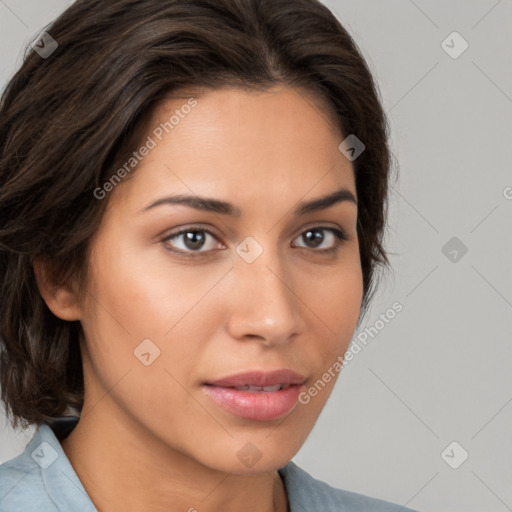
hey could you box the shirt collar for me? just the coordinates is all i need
[27,416,97,511]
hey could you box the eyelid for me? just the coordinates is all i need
[292,221,351,241]
[162,225,224,253]
[291,226,349,252]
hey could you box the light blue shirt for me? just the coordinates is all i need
[0,417,419,511]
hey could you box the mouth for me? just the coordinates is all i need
[227,383,292,392]
[202,369,307,421]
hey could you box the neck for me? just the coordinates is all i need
[60,406,289,512]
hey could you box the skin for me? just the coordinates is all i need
[35,85,363,512]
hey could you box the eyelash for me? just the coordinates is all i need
[161,225,349,259]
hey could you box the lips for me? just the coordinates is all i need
[202,369,307,421]
[205,369,306,388]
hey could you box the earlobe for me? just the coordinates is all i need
[33,257,82,321]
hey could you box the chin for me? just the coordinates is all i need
[208,447,298,476]
[191,424,309,476]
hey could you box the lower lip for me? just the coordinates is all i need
[202,384,303,421]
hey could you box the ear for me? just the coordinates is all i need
[33,257,82,321]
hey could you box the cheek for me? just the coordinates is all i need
[78,255,215,421]
[78,240,232,400]
[294,269,362,414]
[85,233,229,341]
[302,259,363,347]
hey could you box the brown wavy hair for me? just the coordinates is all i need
[0,0,394,430]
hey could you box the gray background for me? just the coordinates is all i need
[1,1,511,511]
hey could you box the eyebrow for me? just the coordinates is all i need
[141,187,357,216]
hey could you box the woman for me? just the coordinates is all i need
[0,0,418,510]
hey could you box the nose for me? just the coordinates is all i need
[225,249,302,346]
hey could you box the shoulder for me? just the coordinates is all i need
[0,418,94,512]
[0,441,59,511]
[279,461,420,512]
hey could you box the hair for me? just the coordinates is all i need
[0,0,394,430]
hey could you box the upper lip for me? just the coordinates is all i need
[205,369,306,388]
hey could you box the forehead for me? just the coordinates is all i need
[109,85,354,212]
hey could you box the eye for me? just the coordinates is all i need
[162,227,223,255]
[292,226,348,254]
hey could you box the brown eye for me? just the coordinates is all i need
[162,228,223,255]
[292,227,348,253]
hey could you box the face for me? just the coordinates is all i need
[75,85,363,474]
